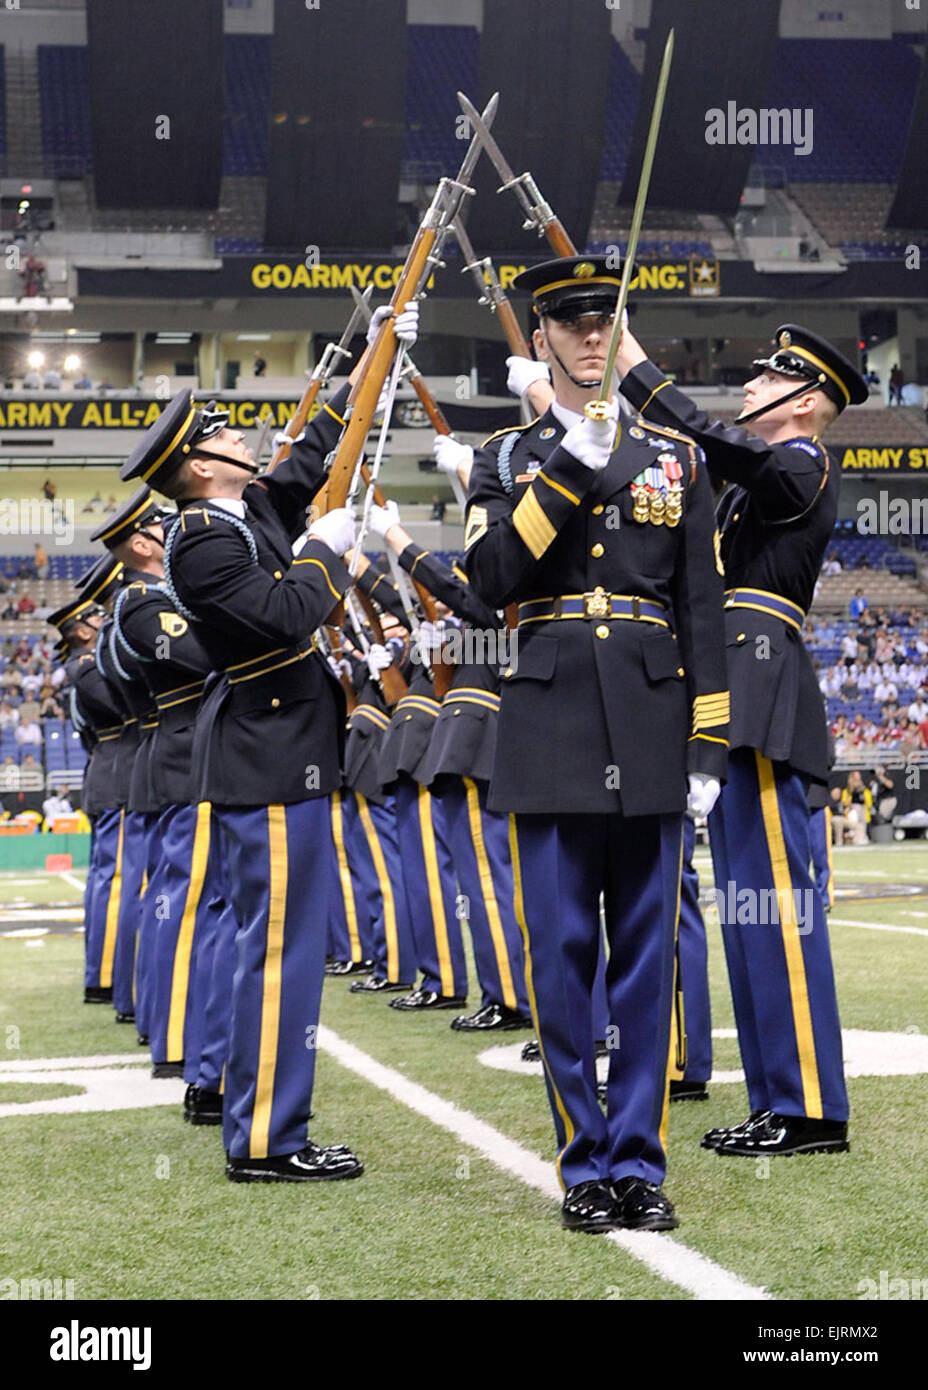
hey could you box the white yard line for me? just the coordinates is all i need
[59,872,87,894]
[829,916,928,938]
[318,1025,769,1302]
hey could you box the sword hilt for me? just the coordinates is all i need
[584,400,613,422]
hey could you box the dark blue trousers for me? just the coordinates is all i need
[214,798,332,1159]
[394,775,467,999]
[809,806,834,912]
[143,802,215,1065]
[111,811,155,1017]
[83,808,122,991]
[677,815,712,1084]
[708,750,848,1123]
[327,790,367,964]
[193,853,238,1093]
[510,811,683,1191]
[436,778,529,1015]
[347,792,416,983]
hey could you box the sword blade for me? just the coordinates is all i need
[596,28,675,404]
[457,90,514,187]
[454,91,500,189]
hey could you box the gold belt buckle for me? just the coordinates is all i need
[584,587,610,619]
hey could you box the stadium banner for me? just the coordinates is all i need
[829,445,928,473]
[0,398,303,431]
[77,254,723,299]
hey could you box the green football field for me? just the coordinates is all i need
[0,844,926,1302]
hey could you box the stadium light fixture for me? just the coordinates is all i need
[63,355,82,374]
[27,350,44,369]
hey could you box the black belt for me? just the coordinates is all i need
[225,637,318,685]
[518,591,669,628]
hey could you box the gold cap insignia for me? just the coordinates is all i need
[778,330,792,348]
[573,262,596,279]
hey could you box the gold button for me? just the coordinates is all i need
[591,543,604,558]
[737,632,746,642]
[592,504,604,516]
[273,570,282,580]
[677,667,684,677]
[271,698,280,708]
[732,513,740,522]
[502,667,513,678]
[405,713,412,721]
[454,709,462,716]
[595,624,609,640]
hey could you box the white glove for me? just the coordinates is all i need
[369,501,401,538]
[416,620,443,652]
[367,301,419,347]
[327,654,352,680]
[307,507,355,556]
[393,301,419,345]
[366,643,394,678]
[273,428,304,453]
[687,774,721,819]
[561,400,618,471]
[433,435,473,475]
[506,355,550,399]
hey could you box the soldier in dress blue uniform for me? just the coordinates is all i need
[95,488,236,1098]
[616,321,865,1157]
[464,256,729,1231]
[118,370,379,1180]
[369,501,533,1032]
[50,560,125,1004]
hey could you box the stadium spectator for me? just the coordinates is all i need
[869,767,897,823]
[18,753,44,814]
[828,785,849,845]
[849,588,868,620]
[15,717,42,747]
[43,367,61,390]
[822,552,843,576]
[841,630,858,667]
[841,771,872,844]
[16,590,36,618]
[21,367,42,390]
[253,353,267,377]
[41,479,57,502]
[81,490,103,514]
[908,689,928,723]
[42,786,73,828]
[0,699,19,731]
[34,544,49,581]
[1,597,19,621]
[873,674,898,703]
[74,372,93,390]
[889,364,904,405]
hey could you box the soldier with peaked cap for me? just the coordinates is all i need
[464,255,729,1232]
[117,311,417,1180]
[50,559,124,1004]
[615,320,865,1158]
[93,488,234,1095]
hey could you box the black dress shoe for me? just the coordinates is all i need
[521,1039,541,1062]
[450,1002,534,1032]
[136,1033,149,1046]
[349,975,413,994]
[389,988,468,1011]
[670,1079,710,1103]
[701,1109,770,1150]
[715,1111,849,1158]
[226,1140,363,1183]
[326,958,374,977]
[612,1176,678,1231]
[152,1061,185,1079]
[561,1180,621,1233]
[115,1011,136,1024]
[84,986,112,1004]
[183,1084,223,1125]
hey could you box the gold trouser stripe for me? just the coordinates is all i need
[756,752,823,1119]
[166,802,211,1060]
[463,778,517,1012]
[513,487,557,560]
[508,815,575,1190]
[331,791,362,963]
[357,794,399,979]
[660,825,686,1154]
[99,810,124,988]
[250,805,288,1159]
[417,784,454,996]
[824,806,834,907]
